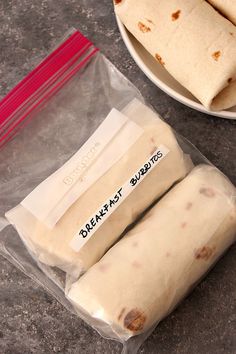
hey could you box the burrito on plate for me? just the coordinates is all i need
[115,0,236,111]
[6,100,191,277]
[68,165,236,339]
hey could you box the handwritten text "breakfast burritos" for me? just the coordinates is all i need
[78,148,165,239]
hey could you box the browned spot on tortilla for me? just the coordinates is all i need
[98,263,110,272]
[172,10,181,21]
[150,137,155,143]
[155,53,165,66]
[199,187,215,198]
[124,309,146,332]
[181,222,187,229]
[166,252,171,258]
[150,146,157,155]
[212,51,221,61]
[118,308,126,321]
[146,18,154,24]
[195,246,216,261]
[186,202,193,210]
[230,32,234,36]
[138,21,151,33]
[228,78,233,84]
[114,0,123,4]
[132,261,142,268]
[132,242,139,248]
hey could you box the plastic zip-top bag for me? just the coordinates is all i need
[1,29,236,354]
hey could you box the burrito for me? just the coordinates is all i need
[208,0,236,26]
[6,100,191,277]
[115,0,236,111]
[68,165,236,339]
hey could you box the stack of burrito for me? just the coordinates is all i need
[6,100,191,277]
[115,0,236,111]
[68,165,236,340]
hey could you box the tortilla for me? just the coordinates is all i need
[208,0,236,26]
[6,100,191,277]
[68,165,236,339]
[115,0,236,111]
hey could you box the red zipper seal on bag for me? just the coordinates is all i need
[0,30,98,147]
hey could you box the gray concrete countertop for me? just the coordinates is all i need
[0,1,236,353]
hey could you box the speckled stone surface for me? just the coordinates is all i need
[0,1,236,353]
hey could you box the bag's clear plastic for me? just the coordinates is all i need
[0,29,235,354]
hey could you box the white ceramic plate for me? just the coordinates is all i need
[117,17,236,120]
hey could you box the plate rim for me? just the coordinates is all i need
[116,16,236,120]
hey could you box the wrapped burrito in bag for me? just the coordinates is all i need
[208,0,236,26]
[1,29,235,354]
[68,165,236,340]
[115,0,236,111]
[6,99,191,277]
